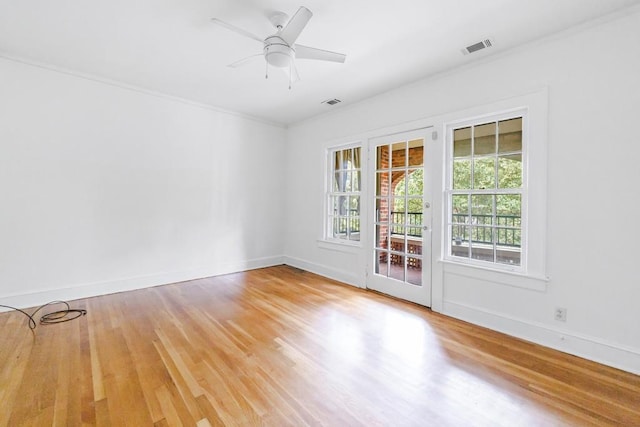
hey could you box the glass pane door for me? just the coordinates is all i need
[368,128,432,306]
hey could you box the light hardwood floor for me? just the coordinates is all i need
[1,265,638,426]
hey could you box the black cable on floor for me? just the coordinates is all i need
[0,300,87,330]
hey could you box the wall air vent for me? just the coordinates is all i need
[462,38,493,55]
[322,98,342,106]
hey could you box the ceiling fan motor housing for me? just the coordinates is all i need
[264,36,294,68]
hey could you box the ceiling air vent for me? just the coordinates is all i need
[322,98,342,106]
[462,38,493,55]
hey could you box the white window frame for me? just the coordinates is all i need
[444,108,529,273]
[324,142,363,245]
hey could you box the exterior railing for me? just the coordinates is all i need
[390,212,423,237]
[336,211,521,247]
[451,213,521,247]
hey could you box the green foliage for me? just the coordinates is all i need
[393,169,423,212]
[498,155,522,188]
[452,155,522,216]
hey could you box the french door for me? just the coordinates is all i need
[367,128,432,306]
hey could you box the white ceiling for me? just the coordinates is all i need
[1,0,638,125]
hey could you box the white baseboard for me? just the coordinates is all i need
[443,300,640,375]
[283,256,362,288]
[0,255,284,311]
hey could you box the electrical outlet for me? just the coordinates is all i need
[554,307,567,322]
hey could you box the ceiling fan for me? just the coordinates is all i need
[211,6,346,87]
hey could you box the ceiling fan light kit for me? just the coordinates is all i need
[212,6,346,87]
[264,36,294,68]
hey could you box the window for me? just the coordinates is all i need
[446,112,525,269]
[326,145,361,242]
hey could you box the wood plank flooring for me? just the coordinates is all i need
[1,265,639,426]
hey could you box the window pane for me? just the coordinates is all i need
[407,240,422,257]
[376,171,390,197]
[344,171,353,191]
[453,159,471,189]
[474,122,497,155]
[473,157,496,189]
[389,254,405,282]
[408,141,424,166]
[376,197,389,223]
[388,210,401,227]
[375,225,389,249]
[452,194,469,222]
[393,198,406,215]
[406,257,422,286]
[454,127,471,157]
[332,217,343,238]
[375,250,389,277]
[391,142,407,168]
[335,195,348,215]
[471,225,493,246]
[329,196,339,215]
[377,145,390,170]
[407,220,422,238]
[407,169,423,196]
[497,243,521,266]
[332,171,341,191]
[498,154,522,188]
[353,147,361,169]
[349,196,360,212]
[498,117,522,153]
[390,235,406,253]
[496,226,520,248]
[496,194,521,217]
[471,194,494,221]
[391,224,405,238]
[451,225,469,258]
[349,217,361,241]
[353,171,361,191]
[343,149,353,169]
[394,170,408,196]
[339,217,349,237]
[406,198,422,217]
[333,151,342,171]
[471,231,495,263]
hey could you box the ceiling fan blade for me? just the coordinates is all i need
[294,44,346,63]
[228,53,263,68]
[279,6,313,45]
[211,18,263,43]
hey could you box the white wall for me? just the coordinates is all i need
[0,57,286,307]
[284,8,640,374]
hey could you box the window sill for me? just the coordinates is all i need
[439,258,549,292]
[317,239,362,253]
